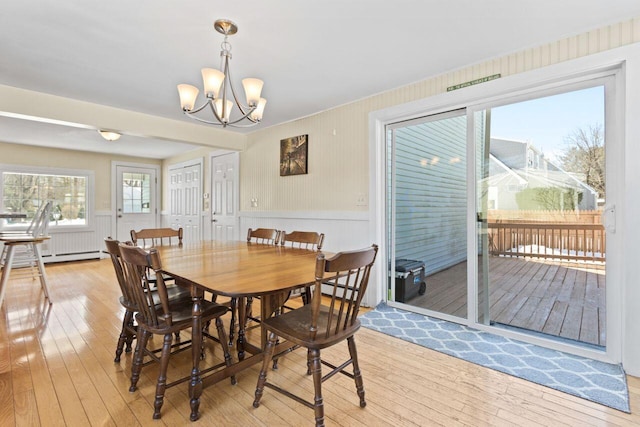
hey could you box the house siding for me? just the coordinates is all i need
[392,114,468,275]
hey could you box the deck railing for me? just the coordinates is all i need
[487,222,606,262]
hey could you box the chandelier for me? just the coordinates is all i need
[177,19,267,128]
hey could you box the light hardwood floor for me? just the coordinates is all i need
[1,258,639,426]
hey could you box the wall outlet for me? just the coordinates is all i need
[356,193,367,206]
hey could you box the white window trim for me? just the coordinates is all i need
[0,163,95,232]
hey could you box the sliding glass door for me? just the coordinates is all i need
[387,110,468,321]
[475,84,609,348]
[385,74,618,356]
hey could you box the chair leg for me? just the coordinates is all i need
[130,329,151,392]
[308,348,325,427]
[214,317,237,385]
[115,310,134,362]
[228,297,237,346]
[125,322,136,354]
[347,336,366,408]
[152,333,173,419]
[253,331,278,408]
[245,297,253,327]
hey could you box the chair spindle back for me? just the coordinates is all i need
[311,244,378,340]
[280,231,324,250]
[118,244,171,328]
[130,228,183,248]
[104,238,136,306]
[247,228,280,244]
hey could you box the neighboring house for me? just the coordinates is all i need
[486,138,598,211]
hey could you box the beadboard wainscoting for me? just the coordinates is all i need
[239,210,370,252]
[161,210,372,252]
[38,211,112,262]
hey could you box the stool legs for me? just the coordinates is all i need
[0,244,16,308]
[31,243,52,302]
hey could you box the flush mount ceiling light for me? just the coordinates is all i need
[177,19,267,128]
[99,130,121,141]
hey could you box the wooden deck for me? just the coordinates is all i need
[405,256,606,347]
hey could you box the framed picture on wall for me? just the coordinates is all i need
[280,134,308,176]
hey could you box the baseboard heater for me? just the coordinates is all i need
[42,250,102,263]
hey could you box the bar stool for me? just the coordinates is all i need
[0,235,52,307]
[0,201,53,308]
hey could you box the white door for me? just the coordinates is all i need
[182,164,201,242]
[211,152,239,241]
[169,167,183,229]
[115,165,158,242]
[169,162,202,243]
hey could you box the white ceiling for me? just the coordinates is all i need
[1,1,640,159]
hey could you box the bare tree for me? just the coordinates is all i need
[558,124,605,198]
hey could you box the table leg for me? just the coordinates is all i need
[0,245,15,308]
[189,290,203,421]
[237,297,246,361]
[260,294,270,347]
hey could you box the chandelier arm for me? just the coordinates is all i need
[225,122,262,128]
[225,67,251,116]
[224,108,259,125]
[182,98,258,127]
[206,100,225,123]
[218,54,230,119]
[185,100,213,115]
[181,111,259,128]
[182,99,227,126]
[182,114,225,126]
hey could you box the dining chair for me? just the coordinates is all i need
[118,243,234,419]
[130,227,183,247]
[253,244,378,427]
[247,227,280,244]
[104,237,191,363]
[130,227,184,288]
[279,230,325,305]
[279,230,324,250]
[226,227,281,346]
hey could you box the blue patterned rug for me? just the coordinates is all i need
[360,304,630,412]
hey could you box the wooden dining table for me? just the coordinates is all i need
[156,240,322,421]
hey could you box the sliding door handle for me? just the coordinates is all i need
[601,204,615,233]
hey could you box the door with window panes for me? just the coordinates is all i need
[115,165,157,242]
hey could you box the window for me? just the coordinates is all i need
[122,172,151,213]
[1,165,92,229]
